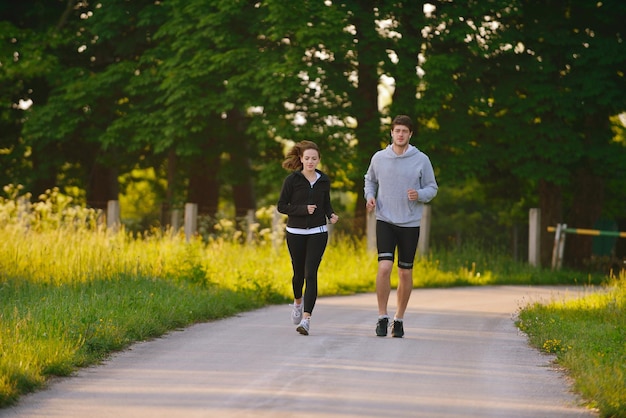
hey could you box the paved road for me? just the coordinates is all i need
[3,286,598,418]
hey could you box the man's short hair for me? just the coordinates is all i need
[391,115,414,132]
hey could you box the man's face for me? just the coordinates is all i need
[391,125,412,147]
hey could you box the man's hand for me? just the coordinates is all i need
[407,189,419,201]
[366,197,376,212]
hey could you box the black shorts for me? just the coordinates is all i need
[376,220,421,269]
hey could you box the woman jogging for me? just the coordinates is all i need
[277,141,339,335]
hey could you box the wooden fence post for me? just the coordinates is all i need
[366,209,376,252]
[551,223,567,270]
[327,221,334,242]
[528,208,541,267]
[246,209,255,244]
[184,203,197,242]
[418,205,432,256]
[557,223,567,270]
[272,208,284,251]
[171,209,182,233]
[17,196,30,227]
[107,200,120,232]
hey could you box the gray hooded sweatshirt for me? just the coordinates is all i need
[364,144,438,227]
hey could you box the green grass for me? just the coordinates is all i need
[517,274,626,418]
[0,189,622,415]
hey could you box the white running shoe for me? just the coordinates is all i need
[290,304,303,325]
[296,318,310,335]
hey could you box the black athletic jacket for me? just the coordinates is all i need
[277,169,335,230]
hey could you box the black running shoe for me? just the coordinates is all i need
[376,317,389,337]
[391,320,404,338]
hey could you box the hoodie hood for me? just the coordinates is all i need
[383,144,420,159]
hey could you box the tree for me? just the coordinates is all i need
[3,0,167,209]
[0,0,73,195]
[487,0,626,266]
[3,0,624,269]
[415,0,626,265]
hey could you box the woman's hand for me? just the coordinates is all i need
[307,204,317,214]
[329,213,339,224]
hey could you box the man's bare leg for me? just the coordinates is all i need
[376,260,394,316]
[394,268,413,319]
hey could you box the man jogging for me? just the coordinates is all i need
[364,115,438,337]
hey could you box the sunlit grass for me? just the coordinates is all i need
[0,186,621,416]
[517,273,626,417]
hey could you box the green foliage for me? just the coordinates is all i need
[2,0,626,266]
[118,167,167,231]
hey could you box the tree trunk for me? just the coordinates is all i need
[538,179,563,267]
[30,143,59,201]
[352,2,384,235]
[226,110,256,219]
[187,155,220,217]
[87,162,119,210]
[565,167,604,268]
[564,112,610,268]
[161,148,180,227]
[390,1,427,118]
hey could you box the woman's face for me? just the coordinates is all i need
[300,149,320,171]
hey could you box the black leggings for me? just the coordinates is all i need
[286,231,328,315]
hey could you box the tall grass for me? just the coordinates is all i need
[517,273,626,418]
[0,224,283,404]
[0,186,620,416]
